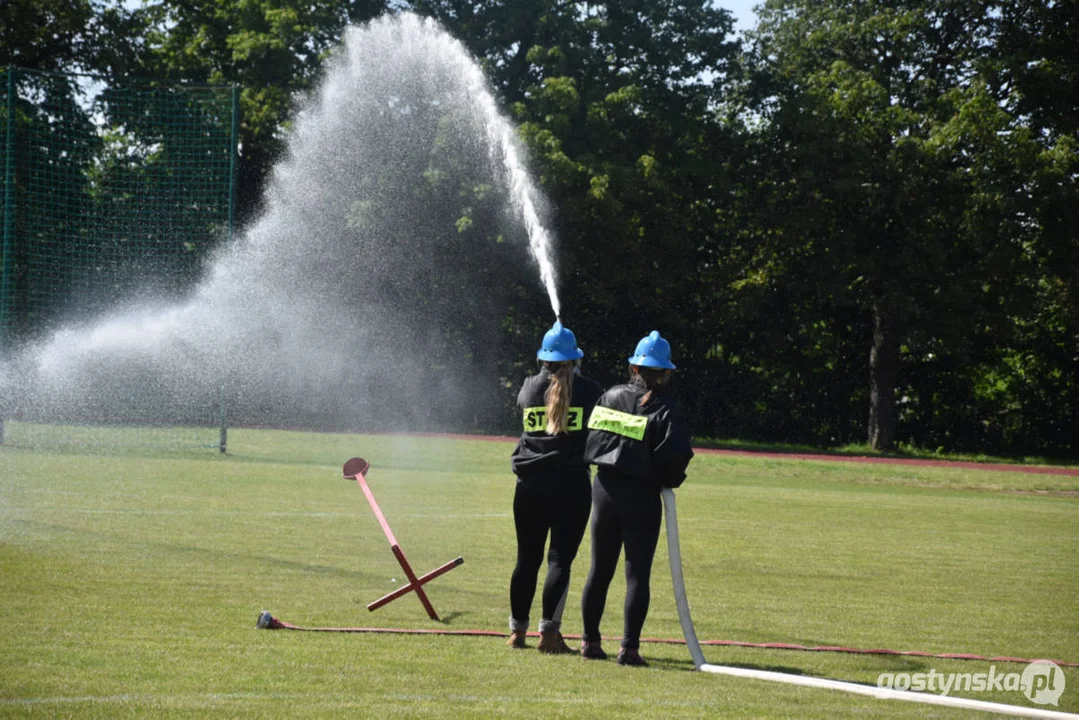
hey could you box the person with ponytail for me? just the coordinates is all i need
[579,331,694,666]
[508,321,604,653]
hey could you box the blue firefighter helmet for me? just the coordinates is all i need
[628,331,676,369]
[537,321,584,362]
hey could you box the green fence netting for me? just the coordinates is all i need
[0,66,238,451]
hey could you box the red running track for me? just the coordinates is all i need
[694,447,1079,477]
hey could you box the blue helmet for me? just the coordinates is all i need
[628,331,676,369]
[537,321,584,362]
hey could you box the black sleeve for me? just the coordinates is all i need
[651,407,694,488]
[517,375,537,408]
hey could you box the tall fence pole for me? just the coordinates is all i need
[218,84,240,454]
[0,66,17,446]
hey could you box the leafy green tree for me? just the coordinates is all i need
[134,0,388,223]
[1,0,113,339]
[982,0,1079,455]
[742,0,1073,451]
[3,0,104,71]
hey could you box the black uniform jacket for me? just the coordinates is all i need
[583,382,694,488]
[511,368,605,475]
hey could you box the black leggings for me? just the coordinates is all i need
[509,468,592,629]
[581,468,662,650]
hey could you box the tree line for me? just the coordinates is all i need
[2,0,1076,456]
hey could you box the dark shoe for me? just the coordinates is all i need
[537,631,574,654]
[507,630,527,649]
[616,648,648,667]
[580,640,607,660]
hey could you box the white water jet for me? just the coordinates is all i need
[477,100,561,319]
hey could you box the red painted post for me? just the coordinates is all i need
[366,557,464,611]
[342,457,463,620]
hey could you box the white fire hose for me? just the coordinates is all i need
[660,488,1076,719]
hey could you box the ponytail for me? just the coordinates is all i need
[544,362,575,434]
[630,366,670,407]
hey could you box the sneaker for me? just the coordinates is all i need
[537,631,574,654]
[506,630,527,649]
[580,640,608,660]
[616,648,648,667]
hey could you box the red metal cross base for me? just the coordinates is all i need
[342,457,463,621]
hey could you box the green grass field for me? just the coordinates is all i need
[2,426,1077,718]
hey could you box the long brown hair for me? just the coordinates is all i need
[544,361,575,434]
[630,366,670,406]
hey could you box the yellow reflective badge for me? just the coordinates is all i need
[587,405,647,441]
[523,407,584,432]
[523,407,546,432]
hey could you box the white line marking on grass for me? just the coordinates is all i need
[382,693,721,708]
[6,508,363,517]
[8,507,508,519]
[0,692,725,709]
[0,695,139,706]
[0,693,296,707]
[398,513,510,518]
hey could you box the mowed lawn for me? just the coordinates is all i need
[1,426,1077,718]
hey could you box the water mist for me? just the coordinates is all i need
[0,14,562,433]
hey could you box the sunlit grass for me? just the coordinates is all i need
[2,428,1077,717]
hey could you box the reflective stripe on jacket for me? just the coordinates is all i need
[511,368,604,475]
[583,381,694,488]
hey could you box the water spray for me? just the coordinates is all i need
[4,13,564,432]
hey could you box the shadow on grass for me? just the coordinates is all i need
[715,661,810,675]
[646,656,697,672]
[647,658,828,676]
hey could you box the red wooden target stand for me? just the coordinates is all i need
[342,457,463,621]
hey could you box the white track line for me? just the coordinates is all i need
[5,507,505,518]
[0,692,721,709]
[661,488,1078,720]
